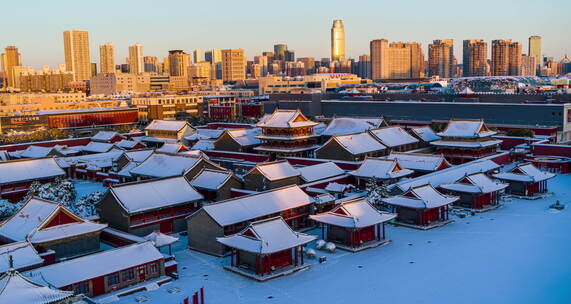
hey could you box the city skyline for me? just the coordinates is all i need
[2,0,570,68]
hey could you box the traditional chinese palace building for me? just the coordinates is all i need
[255,109,320,158]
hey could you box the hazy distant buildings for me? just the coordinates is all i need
[331,20,346,61]
[370,39,424,80]
[521,55,537,76]
[357,54,371,79]
[428,40,454,78]
[274,44,288,61]
[221,49,246,82]
[144,56,158,73]
[1,46,22,88]
[128,44,144,74]
[298,57,316,75]
[63,30,91,81]
[193,49,202,64]
[529,36,542,72]
[99,43,115,74]
[491,40,521,76]
[19,67,74,92]
[462,40,488,77]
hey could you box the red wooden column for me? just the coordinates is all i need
[236,250,240,266]
[300,246,304,265]
[294,247,298,266]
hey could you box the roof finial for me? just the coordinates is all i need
[8,255,14,269]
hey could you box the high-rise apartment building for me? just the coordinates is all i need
[193,49,202,64]
[357,54,371,79]
[528,36,542,71]
[274,44,288,61]
[297,57,316,75]
[1,46,22,88]
[462,40,488,77]
[491,40,521,76]
[99,43,115,74]
[331,20,346,62]
[205,49,222,64]
[370,39,423,80]
[428,40,454,78]
[63,30,91,81]
[189,61,212,85]
[128,44,144,74]
[221,49,246,82]
[168,50,190,77]
[521,55,537,76]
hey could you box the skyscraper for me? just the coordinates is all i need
[128,44,144,74]
[274,44,288,61]
[331,20,346,61]
[357,54,371,79]
[205,49,222,64]
[491,40,521,76]
[529,36,542,71]
[1,46,22,88]
[221,49,246,82]
[463,40,488,77]
[63,30,91,81]
[168,50,190,77]
[193,49,202,64]
[428,40,454,78]
[99,43,115,74]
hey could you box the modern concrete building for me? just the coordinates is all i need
[99,43,115,74]
[1,46,21,89]
[357,54,371,79]
[193,49,202,63]
[370,39,423,80]
[128,44,144,74]
[331,19,346,62]
[462,40,488,77]
[63,30,91,81]
[428,40,454,78]
[491,40,521,76]
[221,49,246,82]
[168,50,190,77]
[528,36,542,72]
[274,44,288,61]
[521,55,537,76]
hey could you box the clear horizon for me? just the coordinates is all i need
[2,0,570,68]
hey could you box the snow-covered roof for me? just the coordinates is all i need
[350,158,413,180]
[322,117,383,136]
[145,120,190,132]
[78,141,116,153]
[0,151,9,162]
[324,182,354,193]
[392,159,500,192]
[0,197,106,243]
[311,193,336,205]
[115,139,141,149]
[323,132,386,155]
[191,139,215,151]
[124,149,153,162]
[129,153,203,178]
[369,127,419,148]
[190,169,234,191]
[310,199,396,228]
[297,162,345,183]
[144,231,179,248]
[179,150,210,159]
[0,269,73,304]
[91,131,121,142]
[25,242,162,288]
[0,158,65,185]
[385,152,450,172]
[248,160,300,181]
[437,119,496,138]
[440,173,508,194]
[411,126,441,142]
[256,109,318,128]
[156,143,188,154]
[216,217,315,254]
[55,149,124,169]
[430,139,502,148]
[197,185,311,227]
[383,184,458,209]
[13,146,55,159]
[185,129,225,141]
[225,128,262,147]
[109,176,203,214]
[493,163,555,183]
[0,241,43,274]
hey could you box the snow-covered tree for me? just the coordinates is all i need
[74,191,104,217]
[366,178,391,211]
[0,200,22,221]
[31,178,77,208]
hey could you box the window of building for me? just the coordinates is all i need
[107,272,120,285]
[122,268,135,281]
[149,263,159,274]
[74,281,90,295]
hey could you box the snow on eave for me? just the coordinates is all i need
[190,168,234,191]
[246,160,300,181]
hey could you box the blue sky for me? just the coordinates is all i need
[2,0,570,67]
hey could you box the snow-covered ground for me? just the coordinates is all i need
[113,175,571,304]
[72,179,107,199]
